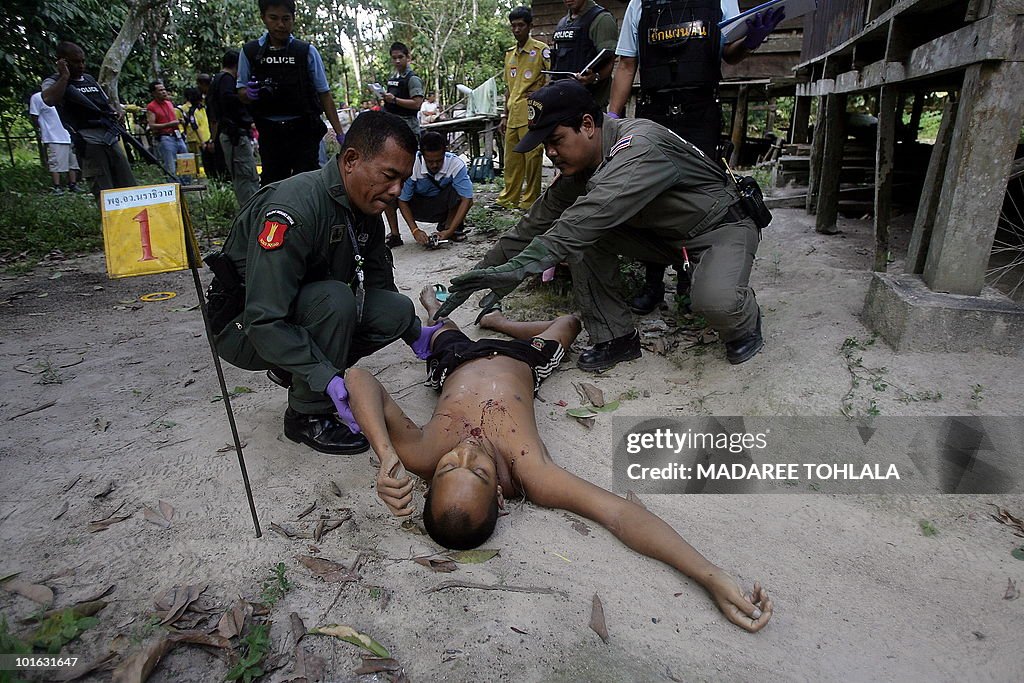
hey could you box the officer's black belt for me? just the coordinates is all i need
[641,87,718,105]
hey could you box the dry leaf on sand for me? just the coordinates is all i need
[216,599,252,639]
[2,578,54,607]
[590,593,609,643]
[413,556,458,573]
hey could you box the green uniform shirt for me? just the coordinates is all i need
[220,158,398,393]
[506,117,741,265]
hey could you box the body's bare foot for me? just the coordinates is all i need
[419,285,443,319]
[477,309,506,330]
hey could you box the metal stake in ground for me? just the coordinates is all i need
[182,204,262,537]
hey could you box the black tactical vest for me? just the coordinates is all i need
[242,38,319,120]
[637,0,722,92]
[49,73,114,132]
[551,4,608,76]
[385,70,416,118]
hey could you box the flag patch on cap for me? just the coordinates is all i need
[609,135,633,157]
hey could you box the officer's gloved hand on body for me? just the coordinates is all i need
[743,7,786,51]
[326,375,360,432]
[448,241,559,302]
[409,319,446,359]
[245,80,261,101]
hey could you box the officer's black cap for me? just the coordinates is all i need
[514,80,597,153]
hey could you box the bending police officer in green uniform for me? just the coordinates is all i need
[207,112,444,454]
[435,80,764,370]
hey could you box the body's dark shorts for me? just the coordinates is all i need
[426,330,565,394]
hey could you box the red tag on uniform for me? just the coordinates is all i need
[258,219,288,249]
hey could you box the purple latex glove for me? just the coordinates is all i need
[606,112,621,119]
[245,80,261,101]
[410,320,446,360]
[335,132,345,146]
[326,375,360,432]
[743,7,786,51]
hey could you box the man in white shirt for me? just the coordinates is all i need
[419,92,441,126]
[28,91,83,195]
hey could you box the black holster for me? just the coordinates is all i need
[736,175,773,231]
[204,252,245,335]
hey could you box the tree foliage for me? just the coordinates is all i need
[2,0,519,116]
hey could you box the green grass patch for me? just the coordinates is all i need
[0,163,102,271]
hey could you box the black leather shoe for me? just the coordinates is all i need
[629,282,665,315]
[267,368,292,388]
[577,330,642,372]
[725,310,764,365]
[283,408,369,455]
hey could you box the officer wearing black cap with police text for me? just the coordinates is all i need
[434,81,765,370]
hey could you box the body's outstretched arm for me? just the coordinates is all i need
[521,458,773,632]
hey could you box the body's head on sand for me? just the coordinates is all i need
[423,437,503,549]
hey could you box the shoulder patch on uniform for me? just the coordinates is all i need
[542,47,551,60]
[609,135,633,158]
[259,210,294,250]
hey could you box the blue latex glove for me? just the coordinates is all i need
[326,375,360,432]
[245,80,261,101]
[606,112,621,119]
[743,7,786,51]
[335,132,345,146]
[410,320,445,359]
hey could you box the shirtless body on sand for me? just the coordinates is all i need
[345,287,773,632]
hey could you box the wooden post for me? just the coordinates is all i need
[905,97,957,274]
[790,95,811,144]
[729,84,749,167]
[806,96,827,213]
[908,90,925,142]
[815,93,847,234]
[923,61,1024,295]
[873,85,898,271]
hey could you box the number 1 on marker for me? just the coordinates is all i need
[134,208,156,261]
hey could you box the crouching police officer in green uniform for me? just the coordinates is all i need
[435,80,764,371]
[206,111,445,454]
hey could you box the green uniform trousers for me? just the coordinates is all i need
[496,125,543,210]
[568,217,761,344]
[215,281,416,413]
[219,132,260,207]
[478,214,760,345]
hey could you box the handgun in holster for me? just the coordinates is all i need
[203,251,245,335]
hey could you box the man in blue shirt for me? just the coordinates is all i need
[238,0,346,185]
[387,132,474,247]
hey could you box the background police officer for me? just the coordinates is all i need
[238,0,346,185]
[435,81,765,370]
[207,49,261,205]
[382,42,424,137]
[549,0,619,108]
[210,111,443,454]
[609,0,785,314]
[41,41,137,197]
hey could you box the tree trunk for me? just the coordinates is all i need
[98,0,170,107]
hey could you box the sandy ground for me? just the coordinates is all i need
[1,204,1023,682]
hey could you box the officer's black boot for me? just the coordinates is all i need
[630,263,667,314]
[577,330,642,372]
[283,408,370,455]
[725,308,764,365]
